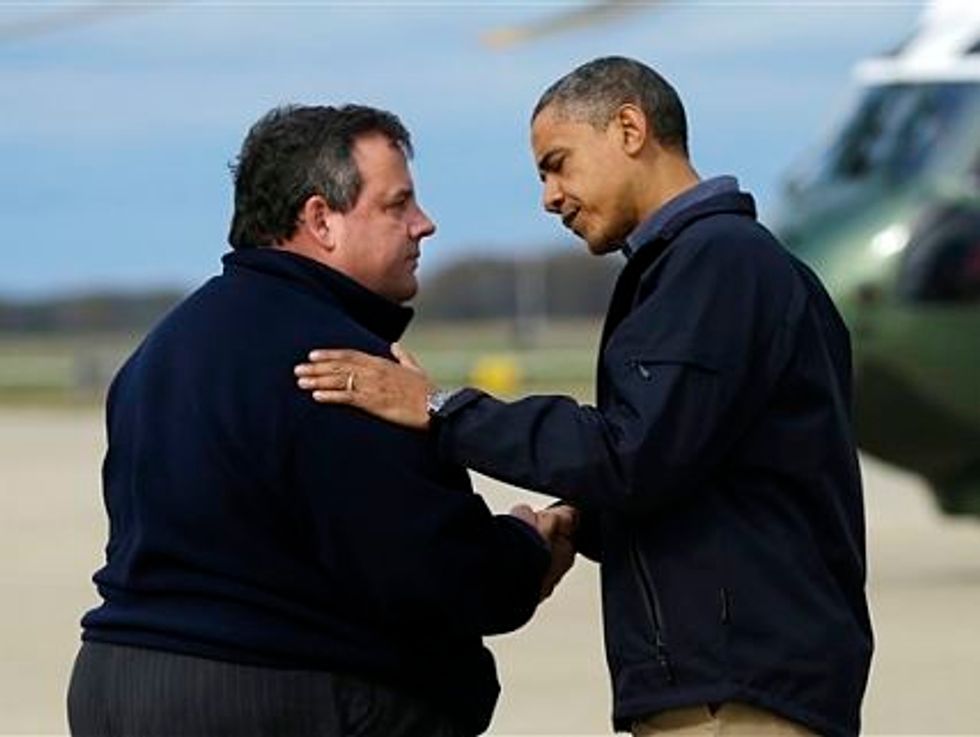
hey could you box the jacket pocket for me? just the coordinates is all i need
[628,356,720,381]
[629,537,675,684]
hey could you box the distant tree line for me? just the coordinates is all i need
[415,249,621,321]
[0,290,185,333]
[0,250,623,333]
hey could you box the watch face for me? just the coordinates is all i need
[427,389,455,415]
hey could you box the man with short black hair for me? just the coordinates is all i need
[67,103,576,737]
[297,57,874,737]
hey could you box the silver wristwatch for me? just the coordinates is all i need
[425,387,458,417]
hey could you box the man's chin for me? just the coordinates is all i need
[583,235,621,256]
[377,278,418,305]
[397,279,419,304]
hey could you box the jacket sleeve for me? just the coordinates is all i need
[289,402,551,638]
[435,233,804,515]
[572,506,603,562]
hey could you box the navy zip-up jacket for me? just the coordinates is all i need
[432,190,873,736]
[81,248,550,735]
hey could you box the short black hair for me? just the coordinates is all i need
[532,56,688,155]
[228,104,412,249]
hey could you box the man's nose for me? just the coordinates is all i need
[412,206,436,240]
[542,177,563,214]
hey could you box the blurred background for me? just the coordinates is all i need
[1,1,978,734]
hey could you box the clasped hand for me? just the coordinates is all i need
[510,504,578,602]
[296,344,580,600]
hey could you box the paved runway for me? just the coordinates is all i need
[1,408,978,735]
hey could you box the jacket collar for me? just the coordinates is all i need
[624,175,740,257]
[598,188,759,357]
[222,248,414,343]
[623,189,758,267]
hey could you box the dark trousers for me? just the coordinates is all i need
[67,642,464,737]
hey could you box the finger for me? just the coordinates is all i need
[306,348,350,362]
[311,389,355,404]
[308,348,375,364]
[296,374,349,390]
[509,504,538,528]
[535,511,559,539]
[552,508,579,537]
[294,361,354,377]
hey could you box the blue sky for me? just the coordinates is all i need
[0,1,922,297]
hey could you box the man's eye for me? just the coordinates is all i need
[539,157,561,179]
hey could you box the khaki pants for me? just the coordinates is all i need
[633,702,817,736]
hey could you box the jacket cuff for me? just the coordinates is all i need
[435,386,486,418]
[431,387,486,461]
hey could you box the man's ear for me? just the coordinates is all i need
[614,104,648,157]
[299,194,340,250]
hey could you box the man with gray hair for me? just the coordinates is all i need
[68,103,577,737]
[297,56,873,736]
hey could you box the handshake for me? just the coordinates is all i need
[509,504,579,601]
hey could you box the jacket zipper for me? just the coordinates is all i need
[630,359,653,381]
[629,539,676,684]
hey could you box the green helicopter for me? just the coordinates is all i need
[771,1,980,517]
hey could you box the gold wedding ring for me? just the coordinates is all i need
[345,371,356,392]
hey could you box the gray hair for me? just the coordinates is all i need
[532,56,688,155]
[228,104,413,249]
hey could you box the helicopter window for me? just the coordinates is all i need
[899,205,980,303]
[812,83,980,182]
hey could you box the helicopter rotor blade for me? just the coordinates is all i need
[482,1,657,49]
[0,1,170,44]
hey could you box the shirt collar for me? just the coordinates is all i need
[222,248,414,343]
[623,175,741,258]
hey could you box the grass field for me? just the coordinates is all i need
[0,319,603,405]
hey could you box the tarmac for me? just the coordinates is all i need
[1,407,978,735]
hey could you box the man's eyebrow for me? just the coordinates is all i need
[536,149,564,172]
[384,186,414,202]
[536,149,568,182]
